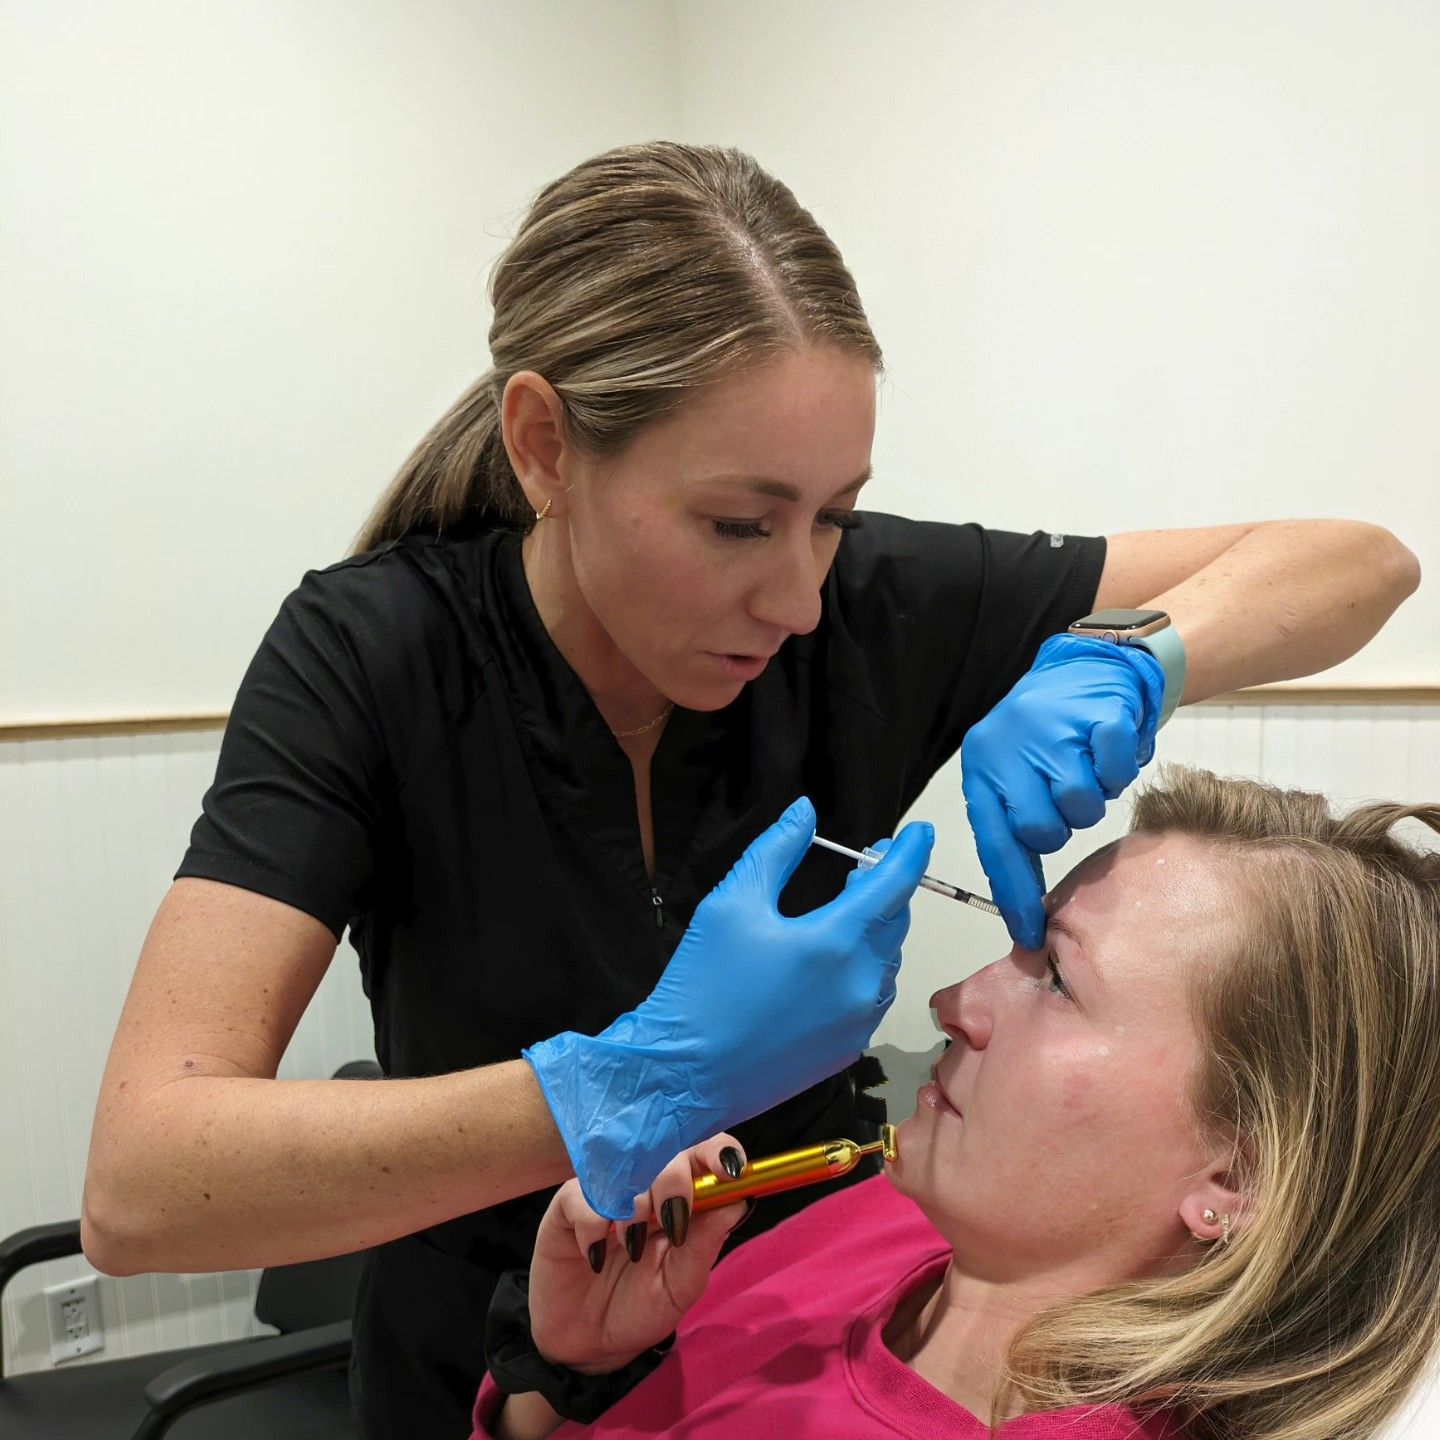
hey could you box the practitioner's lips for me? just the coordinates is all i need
[706,651,775,682]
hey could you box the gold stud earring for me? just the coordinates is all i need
[1202,1208,1218,1224]
[534,498,553,522]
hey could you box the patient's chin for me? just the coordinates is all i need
[885,1098,946,1198]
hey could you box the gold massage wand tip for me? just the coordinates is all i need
[690,1123,897,1214]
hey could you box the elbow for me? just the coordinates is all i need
[81,1172,159,1277]
[1364,522,1421,614]
[1382,527,1423,604]
[1326,520,1420,612]
[81,1202,138,1277]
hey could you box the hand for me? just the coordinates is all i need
[961,634,1165,949]
[528,1136,749,1374]
[525,797,934,1218]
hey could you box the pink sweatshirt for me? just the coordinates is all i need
[471,1175,1184,1439]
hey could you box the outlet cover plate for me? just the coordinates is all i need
[45,1274,104,1364]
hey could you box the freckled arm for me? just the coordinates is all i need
[82,880,571,1275]
[1095,520,1420,700]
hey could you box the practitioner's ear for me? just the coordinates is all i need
[502,371,568,520]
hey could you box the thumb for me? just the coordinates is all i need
[730,796,817,903]
[835,820,935,923]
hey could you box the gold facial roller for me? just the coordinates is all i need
[690,1123,898,1213]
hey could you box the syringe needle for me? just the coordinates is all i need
[811,834,1001,918]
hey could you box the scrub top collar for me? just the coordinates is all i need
[484,529,753,905]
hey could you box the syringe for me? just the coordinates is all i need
[812,833,1002,918]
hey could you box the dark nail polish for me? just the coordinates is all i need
[660,1196,690,1248]
[587,1240,606,1274]
[719,1146,744,1179]
[625,1221,648,1263]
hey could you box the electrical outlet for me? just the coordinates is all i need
[45,1274,104,1364]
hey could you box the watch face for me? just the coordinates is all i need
[1071,608,1169,632]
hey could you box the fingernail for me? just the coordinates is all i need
[660,1196,690,1248]
[587,1239,606,1274]
[719,1147,744,1179]
[625,1221,648,1263]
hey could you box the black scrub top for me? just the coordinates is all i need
[177,512,1104,1440]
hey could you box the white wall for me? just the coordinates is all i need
[0,0,679,723]
[675,0,1438,684]
[5,1,1436,725]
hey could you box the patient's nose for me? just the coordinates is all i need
[930,976,993,1050]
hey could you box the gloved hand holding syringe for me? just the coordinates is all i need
[527,800,1001,1223]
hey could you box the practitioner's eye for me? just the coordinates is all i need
[712,518,772,540]
[711,512,864,541]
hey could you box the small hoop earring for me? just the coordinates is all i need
[534,498,553,522]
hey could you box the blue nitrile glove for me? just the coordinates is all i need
[960,634,1166,951]
[523,797,934,1220]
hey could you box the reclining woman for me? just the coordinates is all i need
[474,767,1440,1440]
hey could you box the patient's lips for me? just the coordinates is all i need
[919,1062,964,1119]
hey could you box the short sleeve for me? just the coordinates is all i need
[176,561,396,939]
[822,513,1106,805]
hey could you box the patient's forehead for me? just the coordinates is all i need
[1046,832,1239,994]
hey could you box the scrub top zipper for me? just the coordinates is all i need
[650,886,664,930]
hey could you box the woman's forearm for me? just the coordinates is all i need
[1141,520,1419,701]
[81,1059,571,1274]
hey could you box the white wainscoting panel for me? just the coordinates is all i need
[0,727,374,1376]
[3,705,1438,1404]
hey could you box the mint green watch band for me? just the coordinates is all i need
[1134,623,1188,729]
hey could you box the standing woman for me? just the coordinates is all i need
[82,144,1418,1440]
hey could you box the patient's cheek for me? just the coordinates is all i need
[1059,1052,1118,1132]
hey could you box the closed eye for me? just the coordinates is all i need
[712,518,771,540]
[711,511,865,542]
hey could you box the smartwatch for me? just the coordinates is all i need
[1066,608,1188,729]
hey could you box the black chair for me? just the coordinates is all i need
[0,1059,382,1439]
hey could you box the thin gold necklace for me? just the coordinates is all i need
[612,703,674,740]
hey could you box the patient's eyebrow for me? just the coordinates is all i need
[697,470,872,503]
[1047,913,1101,993]
[1049,914,1086,950]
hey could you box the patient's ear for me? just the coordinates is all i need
[1178,1142,1249,1243]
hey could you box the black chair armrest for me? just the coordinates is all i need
[130,1319,352,1440]
[0,1219,84,1375]
[0,1219,83,1298]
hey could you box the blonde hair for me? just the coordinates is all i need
[1002,767,1440,1440]
[353,142,880,551]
